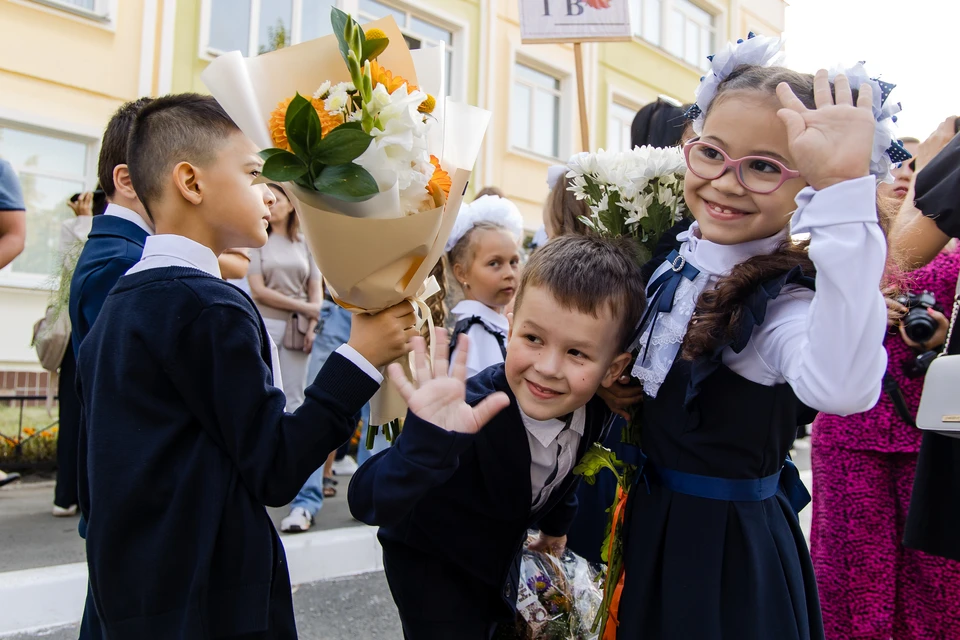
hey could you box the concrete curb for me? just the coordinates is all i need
[0,525,383,637]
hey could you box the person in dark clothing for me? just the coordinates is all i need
[76,93,417,639]
[629,97,690,150]
[900,119,960,562]
[349,235,646,640]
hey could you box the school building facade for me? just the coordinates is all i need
[0,0,784,379]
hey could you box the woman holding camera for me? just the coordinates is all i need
[811,139,960,637]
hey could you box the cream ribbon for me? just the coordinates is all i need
[364,275,441,427]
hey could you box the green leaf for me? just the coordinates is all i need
[261,150,308,182]
[335,121,364,131]
[314,127,373,165]
[258,148,289,161]
[362,37,389,61]
[283,93,313,157]
[573,444,625,486]
[331,7,351,67]
[313,163,379,201]
[286,95,323,158]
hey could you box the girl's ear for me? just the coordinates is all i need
[452,260,466,285]
[601,352,634,388]
[507,312,514,340]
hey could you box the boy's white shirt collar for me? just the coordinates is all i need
[126,234,222,279]
[451,300,510,334]
[519,405,586,447]
[104,203,153,236]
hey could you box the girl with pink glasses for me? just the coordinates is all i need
[601,34,903,639]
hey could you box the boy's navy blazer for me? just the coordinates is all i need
[348,363,610,622]
[68,213,149,357]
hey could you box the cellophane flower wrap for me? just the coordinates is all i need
[568,145,687,638]
[201,10,491,430]
[494,537,601,640]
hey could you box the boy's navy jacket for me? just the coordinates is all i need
[76,266,377,639]
[68,213,149,358]
[348,363,610,623]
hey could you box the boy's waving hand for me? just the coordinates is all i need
[388,329,510,434]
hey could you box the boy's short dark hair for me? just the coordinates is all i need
[127,93,239,215]
[513,235,646,348]
[97,97,154,199]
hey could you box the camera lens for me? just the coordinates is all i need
[904,307,937,343]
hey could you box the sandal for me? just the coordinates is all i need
[322,476,338,498]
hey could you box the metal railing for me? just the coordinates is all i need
[0,395,59,470]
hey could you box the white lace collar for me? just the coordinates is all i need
[631,222,789,398]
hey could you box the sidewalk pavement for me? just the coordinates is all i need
[0,475,358,573]
[0,441,813,637]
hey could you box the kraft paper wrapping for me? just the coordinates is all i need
[201,16,491,426]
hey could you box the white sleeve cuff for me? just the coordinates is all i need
[791,176,878,233]
[335,344,384,385]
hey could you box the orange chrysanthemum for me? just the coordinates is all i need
[369,60,419,95]
[427,155,451,199]
[268,96,345,151]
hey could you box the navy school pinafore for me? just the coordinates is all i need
[617,267,824,640]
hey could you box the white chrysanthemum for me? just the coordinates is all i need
[312,81,332,101]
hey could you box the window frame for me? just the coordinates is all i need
[21,0,116,27]
[199,0,468,101]
[0,111,99,290]
[353,0,466,100]
[606,94,643,154]
[509,56,569,162]
[630,0,723,72]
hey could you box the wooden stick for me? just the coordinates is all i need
[574,42,589,152]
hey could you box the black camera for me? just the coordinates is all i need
[897,290,939,344]
[70,189,107,217]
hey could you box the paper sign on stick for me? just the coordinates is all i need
[519,0,632,44]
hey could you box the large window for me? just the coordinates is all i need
[510,63,562,159]
[206,0,337,57]
[607,102,637,153]
[205,0,459,96]
[631,0,716,71]
[30,0,110,20]
[356,0,456,96]
[0,126,93,282]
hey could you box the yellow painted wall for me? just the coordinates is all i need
[0,0,151,371]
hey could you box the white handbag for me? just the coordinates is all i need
[916,277,960,439]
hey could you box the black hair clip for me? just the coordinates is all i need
[683,104,702,121]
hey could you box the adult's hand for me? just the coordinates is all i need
[915,116,958,173]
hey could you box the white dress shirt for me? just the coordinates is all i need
[125,234,383,390]
[633,176,888,416]
[450,300,510,379]
[104,202,153,235]
[522,406,586,512]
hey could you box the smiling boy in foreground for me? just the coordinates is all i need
[348,234,646,640]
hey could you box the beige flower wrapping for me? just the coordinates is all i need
[201,16,491,426]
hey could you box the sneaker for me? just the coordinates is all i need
[332,455,358,476]
[280,507,313,534]
[52,504,78,517]
[0,470,21,488]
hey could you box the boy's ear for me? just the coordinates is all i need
[601,352,633,388]
[112,164,138,201]
[173,161,203,205]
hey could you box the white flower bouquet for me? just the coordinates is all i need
[567,145,687,263]
[201,10,490,427]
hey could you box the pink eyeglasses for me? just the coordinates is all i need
[683,138,801,195]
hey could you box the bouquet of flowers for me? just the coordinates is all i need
[495,538,602,640]
[202,10,490,428]
[567,144,688,638]
[567,145,687,265]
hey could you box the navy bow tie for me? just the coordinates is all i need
[646,250,701,313]
[628,250,701,358]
